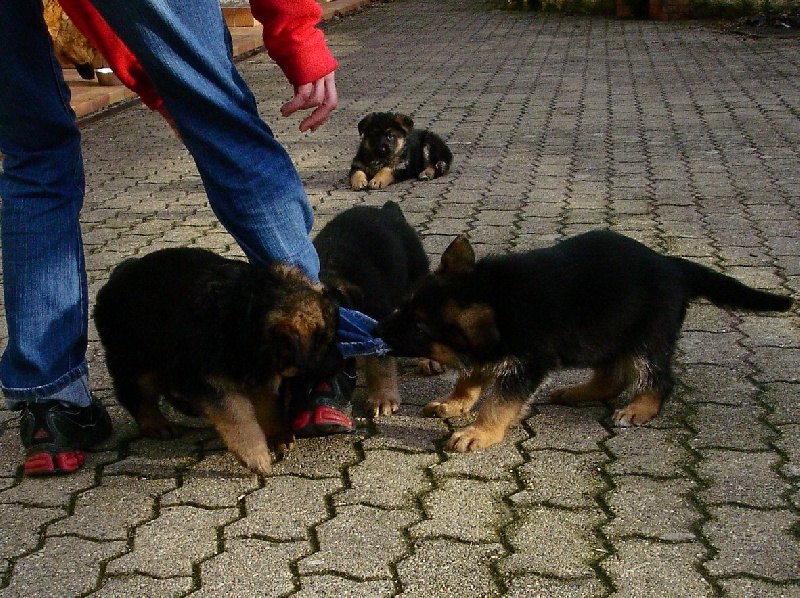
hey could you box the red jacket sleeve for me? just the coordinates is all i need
[250,0,338,86]
[56,0,164,110]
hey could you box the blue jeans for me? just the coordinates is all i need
[0,0,322,409]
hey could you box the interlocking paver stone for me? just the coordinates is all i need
[396,539,505,597]
[704,505,800,581]
[3,536,126,596]
[604,476,700,540]
[106,505,238,577]
[224,475,341,541]
[293,575,395,597]
[499,507,605,578]
[297,505,417,579]
[48,476,175,539]
[602,540,713,597]
[1,0,798,594]
[335,449,437,508]
[192,539,309,597]
[410,478,516,543]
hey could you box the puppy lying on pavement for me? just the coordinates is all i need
[349,112,453,191]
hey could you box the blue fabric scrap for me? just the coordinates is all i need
[337,307,392,358]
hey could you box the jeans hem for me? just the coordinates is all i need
[2,363,92,409]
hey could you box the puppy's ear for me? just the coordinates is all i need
[396,114,414,133]
[457,304,500,351]
[357,114,374,135]
[437,235,475,275]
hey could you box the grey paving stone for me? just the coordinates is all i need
[704,505,800,580]
[362,413,449,453]
[604,476,700,541]
[270,434,365,478]
[602,540,713,597]
[409,478,516,543]
[335,449,437,508]
[773,423,800,478]
[396,539,505,597]
[430,426,527,481]
[48,476,175,540]
[762,382,800,426]
[685,403,773,451]
[3,2,800,594]
[504,575,607,598]
[93,574,193,597]
[297,505,417,579]
[293,575,395,598]
[719,578,800,598]
[498,507,605,578]
[106,505,238,578]
[0,464,109,508]
[224,476,341,541]
[192,538,308,597]
[696,449,790,508]
[521,405,610,452]
[511,450,606,509]
[0,504,64,559]
[751,347,800,384]
[604,428,692,477]
[160,453,260,508]
[2,536,126,597]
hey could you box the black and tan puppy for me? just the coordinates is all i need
[378,230,793,452]
[93,248,342,474]
[349,112,453,191]
[314,200,437,416]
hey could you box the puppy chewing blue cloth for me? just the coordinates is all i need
[337,307,391,358]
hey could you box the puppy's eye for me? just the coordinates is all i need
[386,132,395,141]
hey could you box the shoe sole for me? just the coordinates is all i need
[293,406,354,438]
[24,450,86,475]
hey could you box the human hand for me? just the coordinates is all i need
[280,72,338,132]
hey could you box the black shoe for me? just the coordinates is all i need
[19,396,113,475]
[291,361,357,438]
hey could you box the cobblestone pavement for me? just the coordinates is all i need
[1,1,799,596]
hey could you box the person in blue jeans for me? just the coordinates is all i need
[0,0,387,475]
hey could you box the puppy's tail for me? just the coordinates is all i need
[677,258,793,312]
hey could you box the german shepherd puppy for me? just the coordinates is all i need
[94,248,342,474]
[314,201,435,415]
[377,230,793,452]
[349,112,453,191]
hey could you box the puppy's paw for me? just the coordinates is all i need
[366,391,400,417]
[418,166,436,181]
[612,392,661,427]
[612,406,656,427]
[235,448,273,476]
[368,177,387,190]
[447,425,504,452]
[417,357,445,376]
[422,398,471,419]
[368,169,394,189]
[350,171,368,191]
